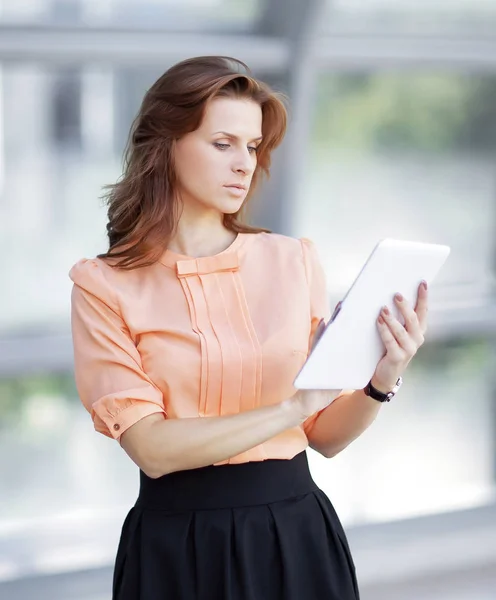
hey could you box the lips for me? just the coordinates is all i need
[225,184,246,190]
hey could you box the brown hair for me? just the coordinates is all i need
[97,56,288,269]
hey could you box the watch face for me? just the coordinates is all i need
[387,377,403,400]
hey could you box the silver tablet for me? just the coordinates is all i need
[293,239,451,391]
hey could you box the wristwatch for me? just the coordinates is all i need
[364,376,403,402]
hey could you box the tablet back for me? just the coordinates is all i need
[293,239,451,390]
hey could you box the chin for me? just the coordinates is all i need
[220,201,245,215]
[222,206,242,215]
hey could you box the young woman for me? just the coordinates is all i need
[69,56,428,600]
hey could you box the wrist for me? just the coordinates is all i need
[365,375,403,403]
[370,374,398,394]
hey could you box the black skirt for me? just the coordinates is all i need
[112,450,360,599]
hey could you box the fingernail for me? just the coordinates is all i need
[378,315,385,324]
[382,306,390,315]
[395,293,403,302]
[422,280,428,290]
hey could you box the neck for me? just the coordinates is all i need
[168,219,237,259]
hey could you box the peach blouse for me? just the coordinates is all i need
[69,232,344,465]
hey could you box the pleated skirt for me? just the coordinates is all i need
[112,450,360,600]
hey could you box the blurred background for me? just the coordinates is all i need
[1,0,496,598]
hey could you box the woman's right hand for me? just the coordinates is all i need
[286,316,342,421]
[288,387,342,421]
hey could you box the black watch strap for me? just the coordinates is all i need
[364,377,402,402]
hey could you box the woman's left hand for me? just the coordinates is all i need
[371,281,429,393]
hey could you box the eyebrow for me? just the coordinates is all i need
[213,131,263,142]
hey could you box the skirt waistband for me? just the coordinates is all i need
[135,451,318,511]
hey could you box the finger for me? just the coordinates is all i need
[414,281,429,334]
[394,294,425,346]
[329,301,342,324]
[381,307,417,354]
[377,315,403,359]
[312,318,326,349]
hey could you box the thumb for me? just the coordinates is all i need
[312,318,326,349]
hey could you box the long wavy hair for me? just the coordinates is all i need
[97,56,288,269]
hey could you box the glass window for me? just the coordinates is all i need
[0,62,175,334]
[0,63,121,334]
[2,56,496,533]
[1,340,494,528]
[0,371,138,524]
[296,72,496,302]
[324,0,496,36]
[0,59,178,538]
[297,70,496,522]
[308,337,496,525]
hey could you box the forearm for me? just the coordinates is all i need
[122,399,305,478]
[306,388,382,458]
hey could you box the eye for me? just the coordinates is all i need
[248,146,259,154]
[214,142,230,150]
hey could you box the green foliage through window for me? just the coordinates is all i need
[0,371,78,424]
[314,73,496,154]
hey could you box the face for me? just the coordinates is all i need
[173,97,263,217]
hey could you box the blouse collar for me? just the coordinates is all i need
[159,232,247,276]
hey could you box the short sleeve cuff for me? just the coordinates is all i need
[92,387,167,440]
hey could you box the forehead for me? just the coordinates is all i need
[200,97,262,137]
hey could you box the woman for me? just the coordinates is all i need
[69,56,428,600]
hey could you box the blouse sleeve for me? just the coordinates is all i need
[69,258,166,441]
[299,238,334,437]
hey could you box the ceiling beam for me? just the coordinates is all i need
[316,34,496,71]
[0,25,496,71]
[0,24,289,70]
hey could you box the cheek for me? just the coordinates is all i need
[176,146,217,193]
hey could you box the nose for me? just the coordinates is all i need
[231,149,255,177]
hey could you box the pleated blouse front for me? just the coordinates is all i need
[69,231,339,466]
